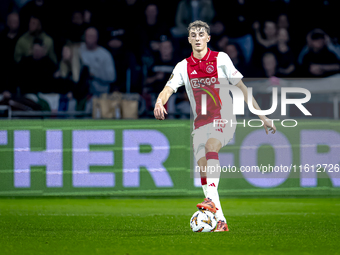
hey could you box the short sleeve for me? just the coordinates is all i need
[219,52,243,85]
[165,62,185,93]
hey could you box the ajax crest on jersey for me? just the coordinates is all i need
[206,65,214,73]
[190,210,217,232]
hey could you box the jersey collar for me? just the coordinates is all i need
[190,48,212,64]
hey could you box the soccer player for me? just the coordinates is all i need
[154,20,276,232]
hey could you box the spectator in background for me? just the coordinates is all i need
[269,28,295,77]
[139,3,170,58]
[145,40,179,94]
[145,39,186,117]
[19,0,51,33]
[172,0,215,37]
[53,44,84,111]
[299,30,340,77]
[253,20,277,49]
[64,10,88,44]
[0,12,21,96]
[215,35,229,52]
[106,25,141,93]
[224,43,249,76]
[214,0,255,64]
[0,13,20,46]
[209,19,226,53]
[106,28,127,90]
[277,13,289,30]
[99,0,144,94]
[83,8,93,26]
[79,27,116,96]
[253,20,277,66]
[17,38,57,95]
[209,19,224,38]
[54,44,81,94]
[275,13,300,55]
[14,15,57,64]
[261,52,278,78]
[58,44,93,111]
[298,29,340,64]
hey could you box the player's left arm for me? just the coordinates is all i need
[236,80,276,134]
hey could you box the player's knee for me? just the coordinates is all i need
[205,142,218,153]
[205,138,222,153]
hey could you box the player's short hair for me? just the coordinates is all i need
[187,20,210,35]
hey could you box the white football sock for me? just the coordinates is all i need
[206,152,226,223]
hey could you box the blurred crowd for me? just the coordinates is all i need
[0,0,339,116]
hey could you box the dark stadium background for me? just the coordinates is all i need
[0,0,339,118]
[0,1,339,255]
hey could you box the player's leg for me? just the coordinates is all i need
[197,156,207,197]
[193,126,218,213]
[196,156,217,213]
[193,125,215,209]
[206,122,236,231]
[204,138,226,222]
[196,137,228,231]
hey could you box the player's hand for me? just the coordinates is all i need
[263,118,276,134]
[154,99,168,120]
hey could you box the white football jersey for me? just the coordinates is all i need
[166,49,243,129]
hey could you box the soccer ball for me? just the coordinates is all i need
[190,210,217,232]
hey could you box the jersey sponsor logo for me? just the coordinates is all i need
[206,65,214,73]
[168,73,174,80]
[191,70,198,75]
[232,70,238,76]
[190,77,217,88]
[191,77,222,107]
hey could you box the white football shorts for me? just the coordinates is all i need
[192,121,236,162]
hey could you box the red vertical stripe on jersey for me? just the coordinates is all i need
[186,49,221,129]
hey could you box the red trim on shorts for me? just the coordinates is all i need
[206,152,219,160]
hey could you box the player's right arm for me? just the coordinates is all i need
[154,61,185,120]
[154,86,174,120]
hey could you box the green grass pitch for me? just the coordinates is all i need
[0,198,339,255]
